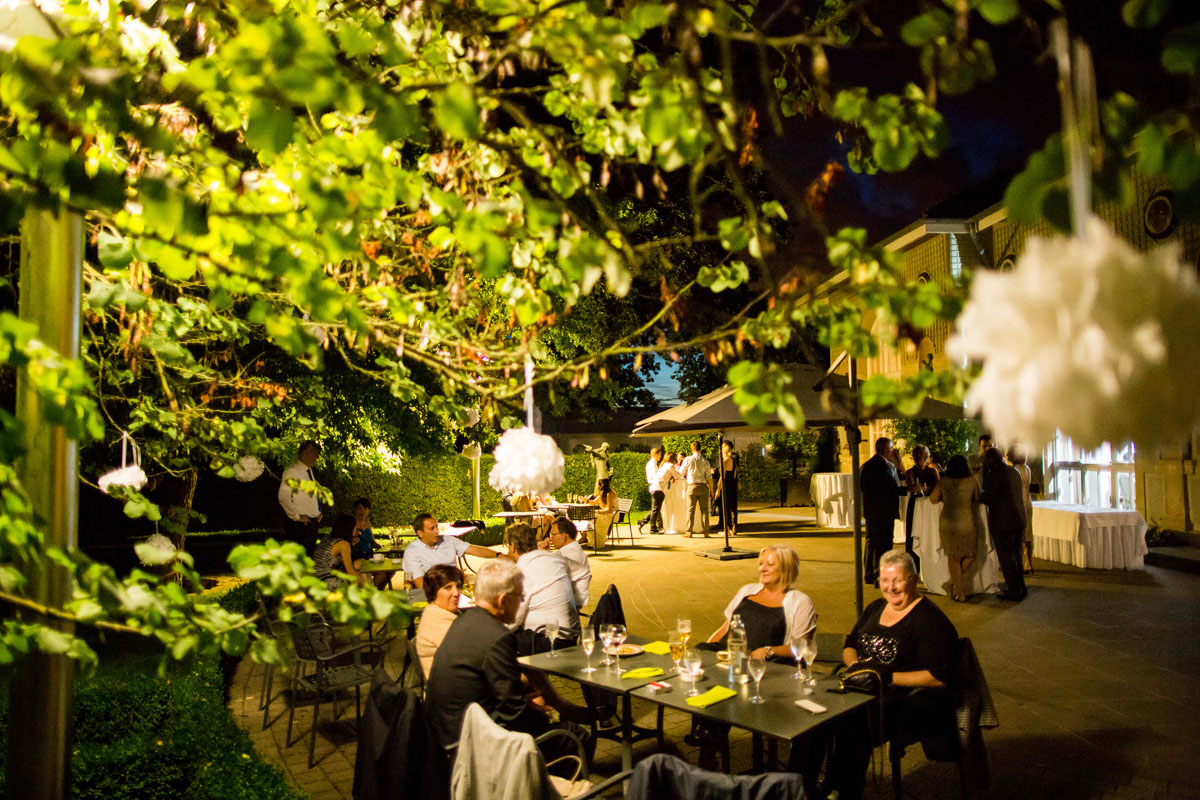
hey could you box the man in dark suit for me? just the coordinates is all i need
[424,559,591,766]
[981,447,1029,601]
[860,437,907,585]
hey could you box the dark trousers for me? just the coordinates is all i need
[904,496,922,575]
[645,490,665,531]
[284,517,320,556]
[993,525,1027,599]
[863,515,895,584]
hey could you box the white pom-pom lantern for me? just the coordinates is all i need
[461,443,482,459]
[232,455,265,482]
[487,427,565,497]
[950,216,1200,450]
[464,408,480,427]
[98,464,148,493]
[136,533,177,566]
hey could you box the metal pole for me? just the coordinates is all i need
[849,358,864,617]
[8,208,83,800]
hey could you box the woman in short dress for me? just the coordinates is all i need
[928,455,982,601]
[714,439,741,536]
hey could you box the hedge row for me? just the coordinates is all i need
[0,582,300,800]
[329,447,788,527]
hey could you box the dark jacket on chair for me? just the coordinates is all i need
[629,753,806,800]
[353,672,449,800]
[588,583,626,634]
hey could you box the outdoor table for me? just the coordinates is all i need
[810,473,854,529]
[909,497,1000,596]
[518,635,679,771]
[491,511,547,521]
[1032,502,1148,569]
[629,650,871,749]
[358,557,404,577]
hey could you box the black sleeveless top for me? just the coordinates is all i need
[727,596,787,652]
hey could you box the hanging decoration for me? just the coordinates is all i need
[97,431,147,493]
[487,354,565,496]
[232,455,265,482]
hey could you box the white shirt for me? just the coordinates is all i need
[402,536,471,583]
[724,583,817,645]
[277,460,321,521]
[656,462,682,489]
[557,540,591,608]
[645,457,663,492]
[512,549,579,636]
[682,453,712,485]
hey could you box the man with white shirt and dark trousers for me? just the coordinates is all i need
[682,440,714,538]
[539,516,591,608]
[505,523,579,656]
[278,440,323,555]
[638,447,665,534]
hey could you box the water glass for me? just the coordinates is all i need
[599,624,615,666]
[580,627,597,673]
[609,624,627,674]
[683,649,703,697]
[544,621,560,658]
[748,654,767,704]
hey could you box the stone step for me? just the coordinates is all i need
[1145,544,1200,574]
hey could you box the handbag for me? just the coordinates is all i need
[831,664,887,695]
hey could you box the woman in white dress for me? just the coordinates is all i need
[659,451,687,534]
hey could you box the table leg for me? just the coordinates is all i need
[621,694,633,772]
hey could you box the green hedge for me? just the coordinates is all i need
[0,582,300,800]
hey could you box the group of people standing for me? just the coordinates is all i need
[861,434,1034,603]
[639,440,740,537]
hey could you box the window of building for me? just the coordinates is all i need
[1043,432,1135,509]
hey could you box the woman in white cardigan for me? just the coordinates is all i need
[703,544,816,658]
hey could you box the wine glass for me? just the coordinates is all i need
[748,654,767,704]
[580,627,597,673]
[544,620,560,658]
[609,624,627,674]
[789,636,806,681]
[676,618,692,648]
[599,624,616,666]
[668,631,684,671]
[683,649,703,697]
[801,640,819,679]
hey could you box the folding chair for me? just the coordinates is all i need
[614,498,636,546]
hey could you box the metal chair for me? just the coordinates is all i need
[614,498,636,546]
[257,596,295,730]
[401,637,425,690]
[285,614,389,767]
[567,505,598,552]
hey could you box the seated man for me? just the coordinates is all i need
[539,516,591,609]
[505,523,579,654]
[424,560,591,766]
[402,512,498,589]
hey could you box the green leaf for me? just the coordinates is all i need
[245,99,296,157]
[1162,23,1200,75]
[975,0,1019,25]
[434,82,481,141]
[97,231,133,269]
[900,10,952,46]
[1121,0,1170,29]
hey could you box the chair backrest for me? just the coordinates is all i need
[405,637,425,688]
[617,498,633,515]
[289,616,336,662]
[451,703,558,799]
[589,584,625,632]
[568,505,596,521]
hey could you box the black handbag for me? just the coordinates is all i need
[831,664,887,695]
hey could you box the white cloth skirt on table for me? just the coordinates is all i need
[661,482,687,534]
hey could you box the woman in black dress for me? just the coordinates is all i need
[714,439,740,535]
[903,445,940,573]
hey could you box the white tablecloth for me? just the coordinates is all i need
[811,472,854,529]
[1031,502,1148,569]
[910,497,1000,597]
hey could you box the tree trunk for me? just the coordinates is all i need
[157,469,198,581]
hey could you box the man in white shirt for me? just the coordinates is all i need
[402,512,500,589]
[638,448,665,534]
[506,523,579,654]
[682,440,713,538]
[277,440,323,554]
[539,516,591,608]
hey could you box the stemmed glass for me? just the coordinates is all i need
[544,620,560,658]
[748,654,767,704]
[683,649,703,697]
[790,635,806,680]
[668,631,684,672]
[609,624,627,674]
[599,624,616,666]
[676,618,692,649]
[580,627,597,673]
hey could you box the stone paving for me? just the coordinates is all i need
[229,504,1200,799]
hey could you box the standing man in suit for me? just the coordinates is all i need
[860,437,906,585]
[981,447,1029,601]
[682,440,713,538]
[278,440,323,555]
[639,448,665,534]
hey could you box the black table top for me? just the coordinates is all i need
[518,635,679,693]
[629,649,871,741]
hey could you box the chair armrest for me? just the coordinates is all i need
[572,769,633,799]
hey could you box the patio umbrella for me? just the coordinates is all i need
[631,363,963,612]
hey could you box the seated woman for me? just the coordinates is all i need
[313,514,366,590]
[702,544,816,658]
[791,549,959,800]
[585,477,618,549]
[414,563,464,678]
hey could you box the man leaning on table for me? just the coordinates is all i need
[401,512,500,590]
[506,524,579,655]
[539,516,591,608]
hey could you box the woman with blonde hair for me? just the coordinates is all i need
[703,544,816,658]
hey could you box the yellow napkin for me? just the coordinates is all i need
[412,601,428,609]
[620,667,664,680]
[686,686,738,708]
[643,641,672,656]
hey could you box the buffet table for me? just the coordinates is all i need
[1031,502,1148,570]
[810,472,854,529]
[909,496,1000,597]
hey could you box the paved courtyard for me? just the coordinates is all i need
[229,504,1200,799]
